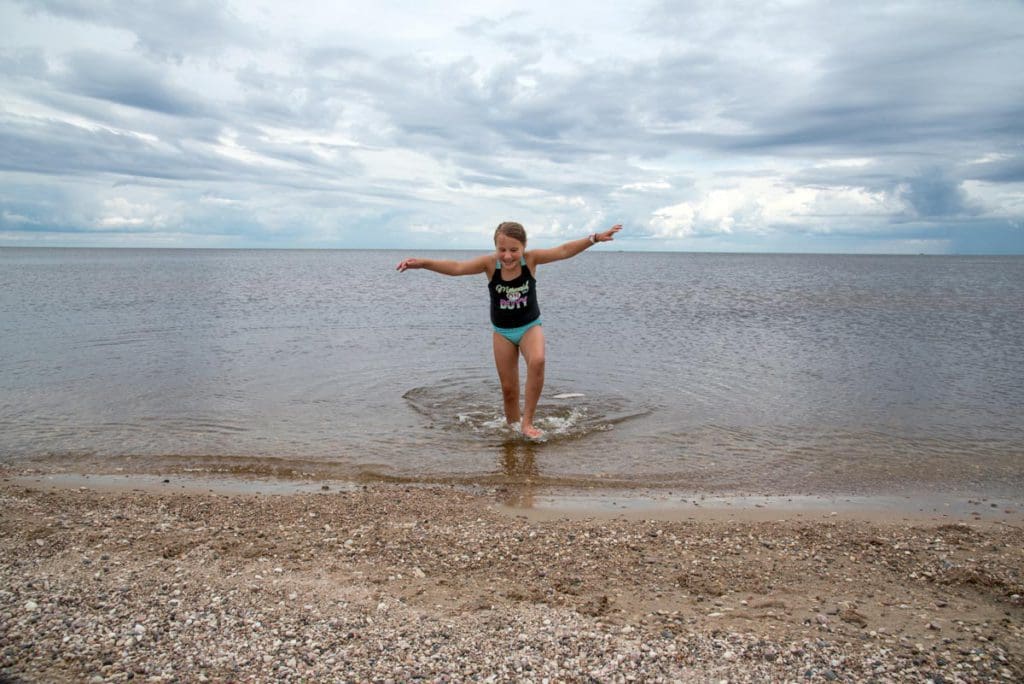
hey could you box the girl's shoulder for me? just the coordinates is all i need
[524,251,539,273]
[479,252,498,279]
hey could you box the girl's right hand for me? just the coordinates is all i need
[396,258,421,272]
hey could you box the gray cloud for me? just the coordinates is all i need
[638,2,1024,158]
[967,156,1024,184]
[901,168,976,219]
[2,1,1023,251]
[0,47,48,79]
[15,0,258,61]
[61,50,209,116]
[0,118,191,180]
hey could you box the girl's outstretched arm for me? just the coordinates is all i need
[396,253,491,276]
[529,224,622,266]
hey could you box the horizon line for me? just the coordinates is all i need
[3,244,1021,257]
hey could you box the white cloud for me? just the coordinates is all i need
[619,180,672,192]
[967,153,1013,166]
[962,181,1024,218]
[650,201,696,238]
[2,210,38,225]
[95,197,169,230]
[650,177,908,240]
[199,194,242,206]
[813,158,874,169]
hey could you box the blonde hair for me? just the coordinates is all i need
[494,221,527,246]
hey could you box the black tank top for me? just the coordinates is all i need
[489,258,541,328]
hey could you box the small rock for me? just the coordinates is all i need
[927,621,941,631]
[839,606,868,628]
[24,600,38,612]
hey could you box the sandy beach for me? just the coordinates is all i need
[2,470,1022,682]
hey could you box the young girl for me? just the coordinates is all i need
[396,222,622,439]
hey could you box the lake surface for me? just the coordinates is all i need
[2,247,1022,497]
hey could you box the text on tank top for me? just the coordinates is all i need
[488,257,541,328]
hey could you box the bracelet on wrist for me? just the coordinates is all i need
[589,233,597,244]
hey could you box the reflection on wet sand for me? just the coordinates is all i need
[499,440,541,508]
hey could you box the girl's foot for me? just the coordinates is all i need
[521,423,543,439]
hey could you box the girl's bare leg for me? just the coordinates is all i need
[517,326,546,438]
[492,333,521,426]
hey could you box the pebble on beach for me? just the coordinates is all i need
[1,478,1022,682]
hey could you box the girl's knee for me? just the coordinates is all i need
[500,382,519,400]
[527,354,545,373]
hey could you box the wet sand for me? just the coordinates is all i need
[2,469,1022,682]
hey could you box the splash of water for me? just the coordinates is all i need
[406,375,646,442]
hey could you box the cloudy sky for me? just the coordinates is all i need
[1,1,1022,253]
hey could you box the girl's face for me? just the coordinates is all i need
[494,233,525,268]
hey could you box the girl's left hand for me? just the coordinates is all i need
[595,224,622,242]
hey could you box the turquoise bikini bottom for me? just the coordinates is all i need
[493,318,542,346]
